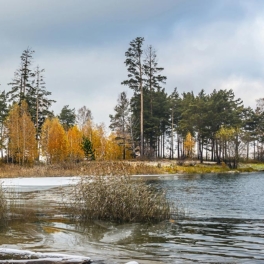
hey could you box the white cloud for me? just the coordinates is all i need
[156,15,264,109]
[218,76,264,109]
[36,46,128,126]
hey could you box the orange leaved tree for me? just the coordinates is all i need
[5,101,37,165]
[82,120,105,160]
[67,125,84,162]
[40,117,68,164]
[104,133,124,160]
[183,132,195,158]
[82,120,131,160]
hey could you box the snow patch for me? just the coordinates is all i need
[0,176,81,192]
[0,248,139,264]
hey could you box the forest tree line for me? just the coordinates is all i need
[0,48,128,164]
[1,41,264,166]
[109,37,264,168]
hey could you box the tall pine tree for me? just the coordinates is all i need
[7,48,35,103]
[122,37,145,156]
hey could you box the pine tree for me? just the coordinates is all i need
[168,88,180,159]
[143,45,166,103]
[7,49,55,140]
[29,66,56,136]
[81,136,95,160]
[143,46,167,156]
[122,37,145,156]
[7,48,35,103]
[58,105,75,131]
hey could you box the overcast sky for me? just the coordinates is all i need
[0,0,264,127]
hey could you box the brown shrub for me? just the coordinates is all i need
[69,175,171,223]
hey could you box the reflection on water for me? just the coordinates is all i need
[1,173,264,263]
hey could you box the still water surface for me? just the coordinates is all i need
[1,173,264,263]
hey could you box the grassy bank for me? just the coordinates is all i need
[0,161,163,178]
[0,160,258,178]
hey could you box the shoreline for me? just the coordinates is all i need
[0,160,262,179]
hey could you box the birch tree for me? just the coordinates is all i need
[0,91,8,158]
[6,101,37,165]
[67,125,84,162]
[76,106,92,130]
[40,117,68,163]
[109,91,131,159]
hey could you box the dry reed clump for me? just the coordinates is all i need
[78,161,164,176]
[0,184,7,227]
[70,176,171,223]
[0,163,49,178]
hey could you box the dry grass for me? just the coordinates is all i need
[163,162,255,174]
[68,175,171,223]
[0,161,164,178]
[245,163,264,171]
[164,163,231,174]
[0,160,257,179]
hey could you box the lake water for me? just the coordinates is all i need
[1,172,264,263]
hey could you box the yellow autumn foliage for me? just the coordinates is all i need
[39,118,131,163]
[184,132,195,158]
[5,101,37,165]
[67,125,84,161]
[82,120,132,160]
[41,117,68,163]
[104,133,123,160]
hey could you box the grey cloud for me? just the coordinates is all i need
[1,0,264,126]
[158,14,264,109]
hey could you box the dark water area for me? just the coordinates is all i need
[1,173,264,263]
[145,172,264,263]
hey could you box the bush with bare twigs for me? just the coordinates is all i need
[70,176,171,223]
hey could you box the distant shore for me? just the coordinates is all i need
[0,160,261,178]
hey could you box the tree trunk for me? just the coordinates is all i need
[162,132,165,158]
[199,139,203,163]
[22,115,26,165]
[254,140,256,160]
[171,110,174,159]
[140,58,144,157]
[215,139,220,164]
[178,135,181,159]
